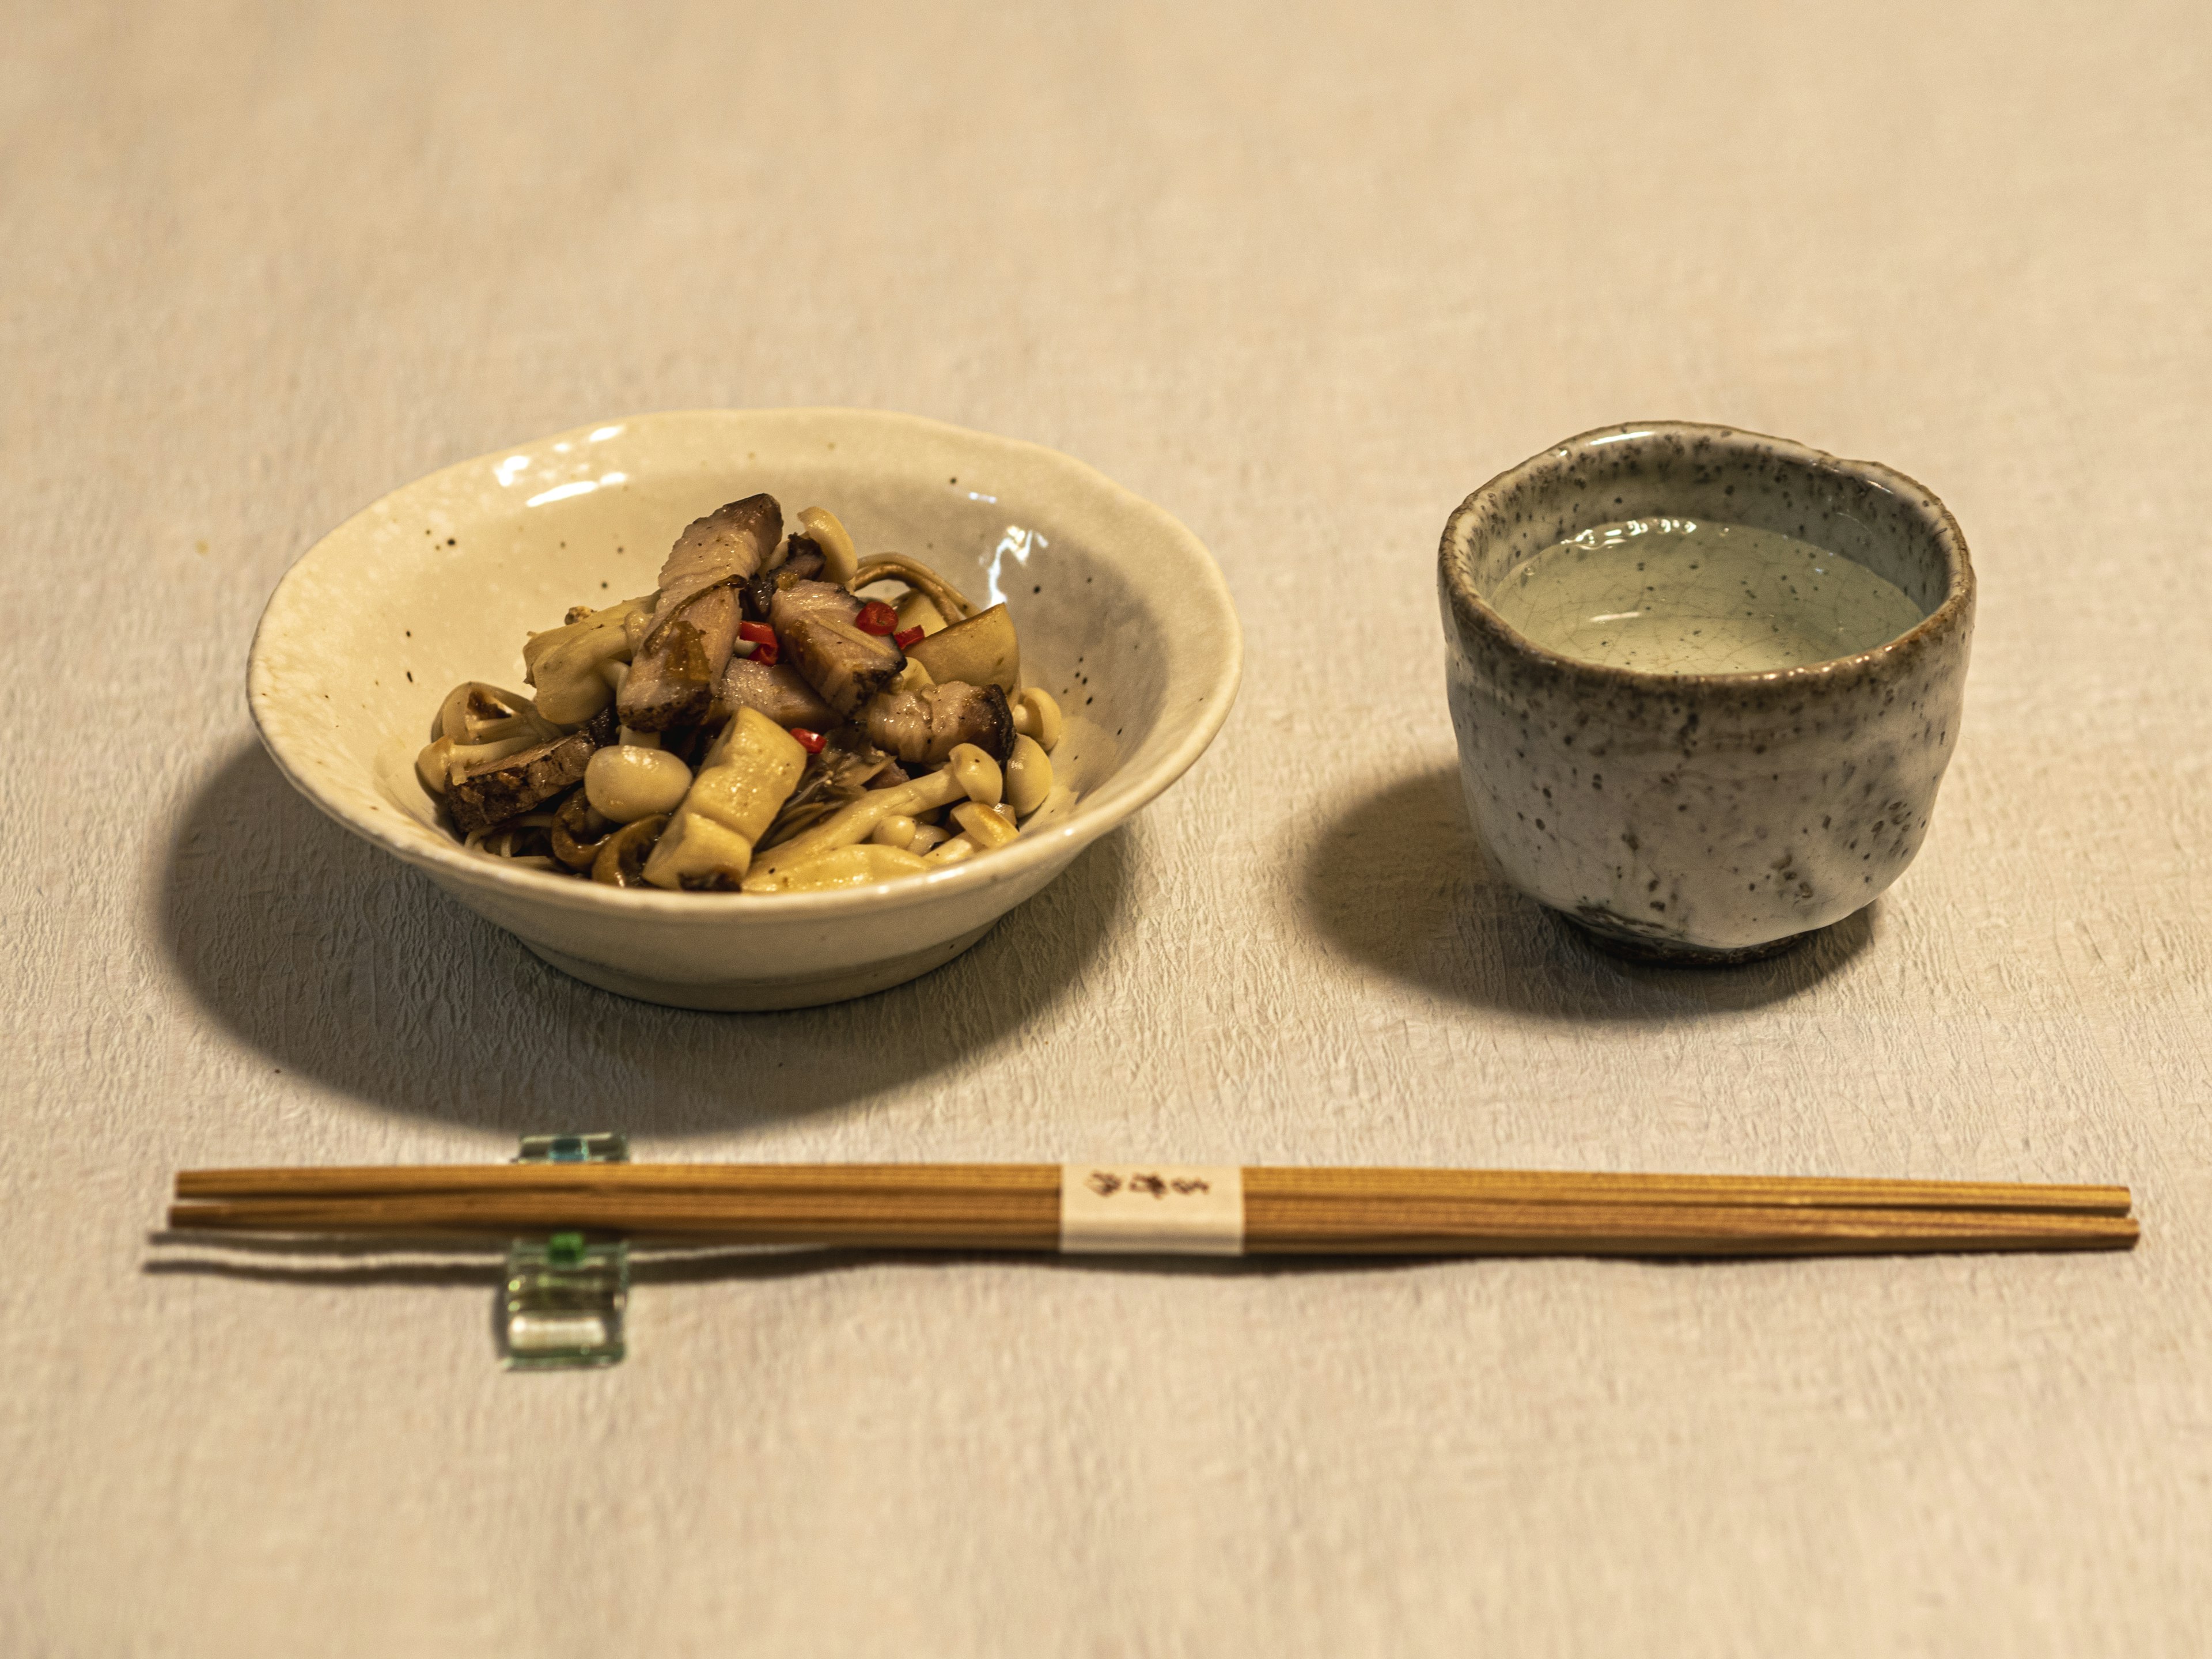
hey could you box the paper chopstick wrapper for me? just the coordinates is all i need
[1059,1164,1244,1255]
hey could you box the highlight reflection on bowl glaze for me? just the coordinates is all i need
[1438,422,1975,963]
[250,408,1241,1009]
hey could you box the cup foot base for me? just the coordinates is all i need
[1561,909,1816,967]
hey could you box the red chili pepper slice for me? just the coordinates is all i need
[855,601,899,636]
[738,622,779,667]
[892,626,925,649]
[791,727,825,755]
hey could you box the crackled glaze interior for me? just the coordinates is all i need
[1438,422,1974,961]
[252,408,1240,1007]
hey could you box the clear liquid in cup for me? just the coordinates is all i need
[1488,518,1925,673]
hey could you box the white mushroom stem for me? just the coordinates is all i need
[741,844,931,892]
[853,552,976,623]
[438,681,562,747]
[907,823,950,854]
[1011,686,1063,751]
[446,734,541,767]
[743,742,1003,887]
[950,800,1020,850]
[923,835,979,865]
[892,589,949,637]
[945,743,1003,807]
[423,732,538,793]
[798,506,861,587]
[415,737,455,796]
[1005,734,1052,817]
[524,595,653,724]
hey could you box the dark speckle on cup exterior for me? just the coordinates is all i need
[1437,422,1975,963]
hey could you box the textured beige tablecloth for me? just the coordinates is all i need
[6,2,2210,1653]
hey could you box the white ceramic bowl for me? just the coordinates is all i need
[249,409,1241,1009]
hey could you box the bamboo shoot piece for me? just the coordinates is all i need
[905,604,1019,695]
[641,708,807,888]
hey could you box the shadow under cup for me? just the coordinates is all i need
[1436,422,1976,964]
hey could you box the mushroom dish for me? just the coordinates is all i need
[416,495,1074,893]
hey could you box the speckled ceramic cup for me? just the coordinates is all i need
[1438,422,1975,963]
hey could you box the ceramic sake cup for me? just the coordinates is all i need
[1437,421,1975,963]
[251,408,1241,1009]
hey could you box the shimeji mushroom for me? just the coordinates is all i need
[524,596,654,724]
[641,707,809,889]
[893,589,949,637]
[437,682,562,748]
[415,732,533,796]
[1010,685,1063,752]
[551,791,614,870]
[592,814,668,887]
[797,506,860,587]
[950,800,1020,850]
[1005,735,1054,818]
[868,814,920,850]
[923,833,978,865]
[741,743,1003,891]
[597,663,675,751]
[852,552,976,625]
[416,683,565,795]
[584,745,694,823]
[757,732,910,847]
[740,844,931,893]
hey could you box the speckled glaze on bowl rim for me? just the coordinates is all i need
[1440,421,1975,697]
[247,408,1242,1003]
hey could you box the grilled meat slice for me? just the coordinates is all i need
[649,494,781,628]
[619,498,778,732]
[782,618,906,718]
[741,540,825,623]
[767,576,861,633]
[447,730,600,836]
[862,680,1014,766]
[619,594,735,732]
[718,656,836,729]
[770,579,904,717]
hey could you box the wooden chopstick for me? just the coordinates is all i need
[166,1164,2138,1258]
[173,1162,2133,1214]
